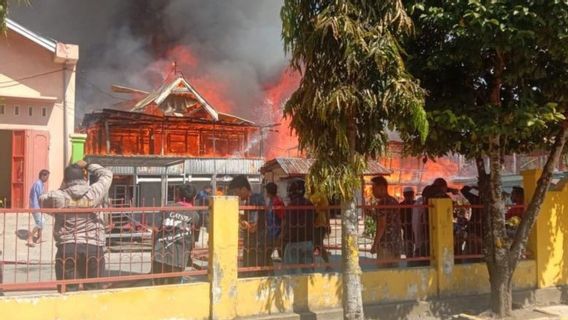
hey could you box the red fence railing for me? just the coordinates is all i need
[236,203,432,277]
[0,201,528,295]
[0,206,208,294]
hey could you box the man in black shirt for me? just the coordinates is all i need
[280,179,315,274]
[152,184,199,285]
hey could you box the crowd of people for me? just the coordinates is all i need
[6,162,527,293]
[367,176,525,264]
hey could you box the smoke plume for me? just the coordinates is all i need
[9,0,289,126]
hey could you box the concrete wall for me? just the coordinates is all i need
[0,27,78,196]
[0,282,210,320]
[1,186,567,319]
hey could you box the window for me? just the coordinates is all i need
[42,107,47,117]
[29,106,33,116]
[14,105,19,115]
[0,105,4,115]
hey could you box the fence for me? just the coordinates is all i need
[0,195,551,319]
[0,206,208,294]
[236,203,432,277]
[0,200,528,295]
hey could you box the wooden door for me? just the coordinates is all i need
[11,131,25,208]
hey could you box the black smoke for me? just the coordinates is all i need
[9,0,287,125]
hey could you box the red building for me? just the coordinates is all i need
[82,75,264,206]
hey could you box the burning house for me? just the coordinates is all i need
[82,75,264,206]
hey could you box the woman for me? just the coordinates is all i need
[151,183,199,285]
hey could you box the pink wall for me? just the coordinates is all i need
[0,27,78,205]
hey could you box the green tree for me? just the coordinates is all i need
[403,1,568,316]
[281,1,428,318]
[1,0,7,31]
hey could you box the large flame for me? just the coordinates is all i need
[143,46,236,113]
[143,45,300,158]
[138,45,462,187]
[262,69,301,159]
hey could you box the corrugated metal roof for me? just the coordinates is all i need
[185,158,264,175]
[85,155,264,176]
[6,19,57,53]
[260,157,391,176]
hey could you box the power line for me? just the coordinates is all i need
[0,69,64,87]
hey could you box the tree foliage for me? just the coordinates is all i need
[403,0,568,315]
[1,0,7,31]
[403,0,568,159]
[281,0,428,200]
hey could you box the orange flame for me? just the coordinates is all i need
[262,69,301,159]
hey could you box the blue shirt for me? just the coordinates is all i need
[29,180,44,209]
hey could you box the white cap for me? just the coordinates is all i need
[403,187,414,193]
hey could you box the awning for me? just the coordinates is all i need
[85,155,186,168]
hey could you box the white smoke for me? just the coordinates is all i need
[8,0,288,125]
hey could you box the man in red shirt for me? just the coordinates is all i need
[506,186,524,220]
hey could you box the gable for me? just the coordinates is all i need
[131,76,219,121]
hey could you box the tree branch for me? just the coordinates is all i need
[509,124,568,267]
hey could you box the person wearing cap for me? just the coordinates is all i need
[400,187,416,259]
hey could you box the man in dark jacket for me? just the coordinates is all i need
[40,160,112,292]
[280,179,315,274]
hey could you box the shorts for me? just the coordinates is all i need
[283,241,314,274]
[32,212,44,229]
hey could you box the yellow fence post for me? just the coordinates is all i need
[522,169,546,287]
[209,196,239,320]
[429,198,454,295]
[522,169,568,288]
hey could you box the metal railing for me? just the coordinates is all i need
[236,203,432,277]
[0,206,208,294]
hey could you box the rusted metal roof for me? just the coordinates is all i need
[85,155,264,176]
[260,157,391,176]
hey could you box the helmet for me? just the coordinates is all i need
[287,179,306,199]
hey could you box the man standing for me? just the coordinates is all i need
[369,176,402,267]
[228,175,271,275]
[265,183,284,248]
[506,186,524,220]
[193,185,212,242]
[152,183,199,285]
[400,187,415,260]
[27,169,49,247]
[280,179,315,274]
[40,160,112,292]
